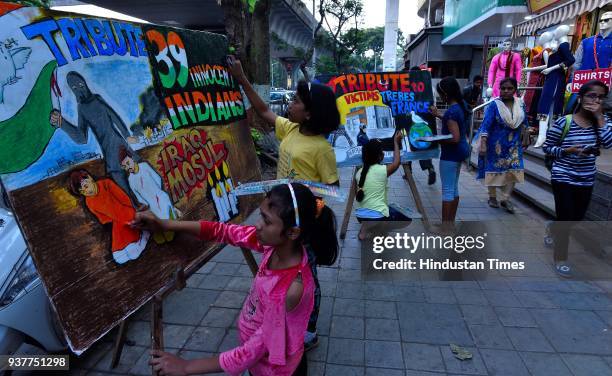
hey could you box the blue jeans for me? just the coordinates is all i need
[356,206,411,222]
[439,160,461,201]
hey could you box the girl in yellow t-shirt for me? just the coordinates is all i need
[227,56,340,185]
[227,55,340,351]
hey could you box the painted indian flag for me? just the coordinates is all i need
[0,61,57,174]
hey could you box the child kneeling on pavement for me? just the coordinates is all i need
[355,132,412,240]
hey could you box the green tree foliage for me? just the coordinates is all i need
[308,0,406,74]
[315,24,405,74]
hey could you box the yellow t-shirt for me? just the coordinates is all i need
[275,116,338,183]
[355,164,389,217]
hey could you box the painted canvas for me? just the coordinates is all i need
[0,2,260,354]
[315,71,439,167]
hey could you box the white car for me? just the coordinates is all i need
[0,188,66,357]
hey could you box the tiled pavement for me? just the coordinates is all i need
[70,164,612,375]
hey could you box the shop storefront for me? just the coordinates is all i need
[512,0,610,119]
[513,0,608,40]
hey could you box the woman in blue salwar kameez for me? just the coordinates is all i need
[477,78,533,213]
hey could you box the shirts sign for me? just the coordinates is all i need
[571,68,612,93]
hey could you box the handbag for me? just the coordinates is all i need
[520,126,532,149]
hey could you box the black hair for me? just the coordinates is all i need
[576,80,609,145]
[356,139,384,202]
[296,80,340,135]
[499,77,518,90]
[266,183,338,266]
[436,76,469,115]
[68,169,93,196]
[578,79,609,97]
[473,75,484,82]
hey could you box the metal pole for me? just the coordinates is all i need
[426,0,432,28]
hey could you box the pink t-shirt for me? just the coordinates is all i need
[198,221,314,376]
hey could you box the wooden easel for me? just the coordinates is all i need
[109,249,259,374]
[339,162,430,239]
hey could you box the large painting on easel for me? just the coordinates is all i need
[316,71,439,167]
[0,2,260,354]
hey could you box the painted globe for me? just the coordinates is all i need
[408,122,433,149]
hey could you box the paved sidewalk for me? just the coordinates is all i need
[70,163,612,376]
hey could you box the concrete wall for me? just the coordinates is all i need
[469,48,484,80]
[427,33,472,61]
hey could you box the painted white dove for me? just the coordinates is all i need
[0,46,32,103]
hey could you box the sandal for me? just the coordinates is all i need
[428,169,436,185]
[554,263,572,278]
[544,236,554,248]
[488,197,499,208]
[501,200,515,213]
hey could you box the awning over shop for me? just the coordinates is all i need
[512,0,610,37]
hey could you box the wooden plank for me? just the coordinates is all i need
[402,164,429,225]
[110,321,128,369]
[241,247,259,276]
[151,295,164,376]
[340,167,357,239]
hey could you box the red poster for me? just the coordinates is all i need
[571,68,612,93]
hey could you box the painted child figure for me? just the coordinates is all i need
[131,183,339,375]
[69,170,150,264]
[119,147,180,244]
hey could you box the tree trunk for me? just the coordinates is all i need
[222,0,272,133]
[249,0,271,87]
[247,0,271,133]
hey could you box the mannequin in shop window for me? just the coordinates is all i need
[573,11,612,112]
[533,25,576,147]
[523,32,554,126]
[487,39,523,98]
[574,11,612,71]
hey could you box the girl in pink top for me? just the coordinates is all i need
[131,183,339,375]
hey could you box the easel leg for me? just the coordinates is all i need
[340,167,357,240]
[240,247,259,276]
[110,320,128,369]
[151,294,164,376]
[402,164,430,226]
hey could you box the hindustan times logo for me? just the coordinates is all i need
[372,233,488,254]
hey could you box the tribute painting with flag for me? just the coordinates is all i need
[0,2,261,355]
